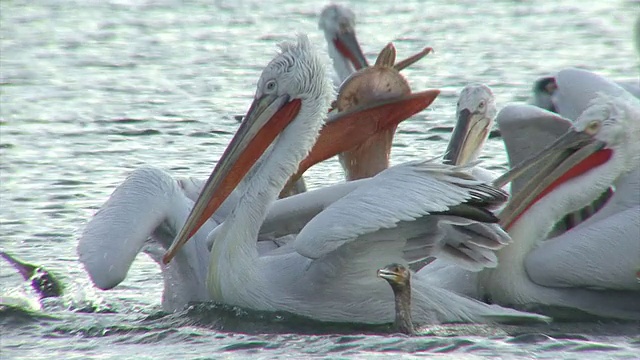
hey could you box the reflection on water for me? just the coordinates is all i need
[1,0,638,358]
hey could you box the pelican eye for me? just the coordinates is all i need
[478,100,486,110]
[584,120,601,135]
[265,80,277,93]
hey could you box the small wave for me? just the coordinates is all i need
[0,303,59,327]
[51,179,93,186]
[107,118,148,124]
[149,303,391,336]
[189,132,215,138]
[420,135,447,141]
[116,129,161,136]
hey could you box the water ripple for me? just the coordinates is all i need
[1,0,638,358]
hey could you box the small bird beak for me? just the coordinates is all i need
[334,29,369,70]
[377,268,400,281]
[443,108,492,166]
[281,89,441,193]
[493,129,610,229]
[163,94,301,264]
[0,251,37,280]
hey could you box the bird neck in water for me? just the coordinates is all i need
[392,282,416,335]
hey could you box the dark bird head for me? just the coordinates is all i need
[377,263,411,291]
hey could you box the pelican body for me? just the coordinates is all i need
[162,35,550,325]
[78,5,440,309]
[77,44,439,311]
[422,69,640,320]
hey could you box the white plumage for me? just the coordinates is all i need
[162,35,549,325]
[422,69,640,320]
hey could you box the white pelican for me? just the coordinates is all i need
[531,69,640,115]
[441,83,500,185]
[478,92,640,320]
[318,4,368,88]
[423,69,640,320]
[77,60,439,311]
[77,93,438,311]
[162,34,550,324]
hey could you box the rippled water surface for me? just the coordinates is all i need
[1,0,639,358]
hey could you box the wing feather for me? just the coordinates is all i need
[294,159,510,269]
[526,206,640,291]
[77,167,216,289]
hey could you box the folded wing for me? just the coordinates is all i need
[294,160,511,272]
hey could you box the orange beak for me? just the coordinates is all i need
[493,129,610,230]
[163,89,441,264]
[333,30,369,70]
[281,90,440,193]
[163,94,301,264]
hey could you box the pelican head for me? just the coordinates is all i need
[495,93,640,229]
[319,4,368,79]
[443,84,497,165]
[163,34,332,263]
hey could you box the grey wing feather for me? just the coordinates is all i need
[258,180,363,238]
[294,159,510,271]
[525,206,640,291]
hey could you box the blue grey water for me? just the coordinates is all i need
[1,0,638,358]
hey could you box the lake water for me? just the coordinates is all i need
[1,0,638,358]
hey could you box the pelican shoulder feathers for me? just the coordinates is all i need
[294,159,511,271]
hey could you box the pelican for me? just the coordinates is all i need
[162,34,550,324]
[443,84,496,167]
[531,69,640,116]
[318,4,368,88]
[325,43,433,182]
[77,50,439,311]
[478,91,640,320]
[422,69,640,320]
[440,83,501,186]
[318,4,433,182]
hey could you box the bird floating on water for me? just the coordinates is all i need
[162,34,550,325]
[377,263,416,335]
